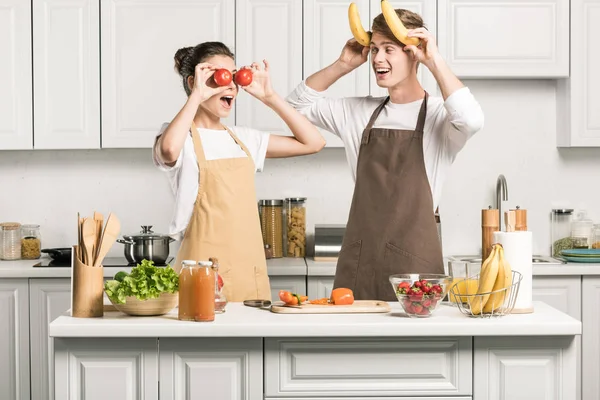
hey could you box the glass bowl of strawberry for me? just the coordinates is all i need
[389,274,452,318]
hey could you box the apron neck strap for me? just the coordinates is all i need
[415,91,428,133]
[364,96,390,132]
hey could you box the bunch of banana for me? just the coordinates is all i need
[380,0,420,47]
[470,243,513,315]
[348,2,371,46]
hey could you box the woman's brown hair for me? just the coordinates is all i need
[173,41,235,95]
[371,9,425,47]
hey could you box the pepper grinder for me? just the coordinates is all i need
[482,206,500,261]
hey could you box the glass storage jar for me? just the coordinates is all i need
[285,197,307,257]
[1,223,22,260]
[571,210,593,249]
[178,260,200,321]
[258,200,284,258]
[447,259,481,305]
[551,209,574,257]
[21,224,41,259]
[592,224,600,249]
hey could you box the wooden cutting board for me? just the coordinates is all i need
[270,300,391,314]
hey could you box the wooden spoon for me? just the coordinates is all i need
[82,218,96,266]
[93,211,104,264]
[93,213,120,267]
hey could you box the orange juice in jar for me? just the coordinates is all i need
[195,261,216,322]
[178,260,200,321]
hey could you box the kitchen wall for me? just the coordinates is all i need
[1,79,599,258]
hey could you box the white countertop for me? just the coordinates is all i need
[0,257,307,278]
[49,301,580,338]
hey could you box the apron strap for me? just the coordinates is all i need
[414,91,429,133]
[189,122,254,168]
[362,97,390,145]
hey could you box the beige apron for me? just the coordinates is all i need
[173,122,271,302]
[333,92,444,301]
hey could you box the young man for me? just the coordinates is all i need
[286,9,484,301]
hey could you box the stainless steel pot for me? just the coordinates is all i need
[117,226,175,264]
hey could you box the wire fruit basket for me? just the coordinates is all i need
[449,271,522,318]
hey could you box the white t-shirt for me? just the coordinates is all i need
[153,124,270,240]
[285,81,485,211]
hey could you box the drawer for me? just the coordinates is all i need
[267,398,472,400]
[264,337,472,397]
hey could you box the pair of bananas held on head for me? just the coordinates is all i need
[349,0,420,47]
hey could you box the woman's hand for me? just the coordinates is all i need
[189,63,229,103]
[241,60,275,104]
[403,28,442,70]
[337,38,369,72]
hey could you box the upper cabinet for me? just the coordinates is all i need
[100,0,235,148]
[304,0,371,148]
[33,0,100,149]
[235,0,302,136]
[0,0,33,150]
[438,0,570,78]
[369,0,438,97]
[557,0,600,147]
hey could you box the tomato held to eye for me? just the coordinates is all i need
[213,69,232,86]
[234,68,253,86]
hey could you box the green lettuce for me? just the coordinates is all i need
[104,259,179,304]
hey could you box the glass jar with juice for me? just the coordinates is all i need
[178,260,199,321]
[448,259,481,305]
[195,261,216,322]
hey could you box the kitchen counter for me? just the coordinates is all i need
[50,301,580,399]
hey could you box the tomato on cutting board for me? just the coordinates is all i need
[330,288,354,305]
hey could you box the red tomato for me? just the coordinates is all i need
[213,69,232,86]
[217,274,224,291]
[234,68,253,86]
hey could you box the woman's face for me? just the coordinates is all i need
[188,54,238,119]
[370,32,417,88]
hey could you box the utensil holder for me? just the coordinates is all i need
[71,245,104,318]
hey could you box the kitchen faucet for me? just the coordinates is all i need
[496,174,508,231]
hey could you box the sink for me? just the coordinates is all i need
[447,255,565,265]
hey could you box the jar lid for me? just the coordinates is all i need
[285,197,307,203]
[182,260,196,265]
[21,224,39,229]
[0,222,21,230]
[198,261,213,266]
[552,209,574,214]
[258,199,283,206]
[123,226,169,240]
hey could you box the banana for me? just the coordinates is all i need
[380,0,420,47]
[470,244,501,315]
[348,3,371,46]
[483,245,513,313]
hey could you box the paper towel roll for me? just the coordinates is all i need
[492,231,533,313]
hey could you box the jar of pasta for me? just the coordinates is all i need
[21,224,41,259]
[258,200,284,258]
[285,198,307,257]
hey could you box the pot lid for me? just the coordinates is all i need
[123,226,169,240]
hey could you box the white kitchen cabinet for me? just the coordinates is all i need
[159,338,263,400]
[307,276,334,299]
[235,0,302,136]
[369,0,438,97]
[582,277,600,400]
[269,276,306,300]
[54,338,158,400]
[265,337,472,397]
[438,0,570,78]
[100,0,235,148]
[532,276,581,320]
[0,279,30,400]
[474,336,578,399]
[33,0,100,149]
[29,279,71,400]
[557,0,600,147]
[0,0,33,150]
[303,0,370,148]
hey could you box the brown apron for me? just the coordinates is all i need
[333,92,444,301]
[173,122,271,302]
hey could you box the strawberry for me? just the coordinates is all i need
[422,298,432,308]
[398,281,410,290]
[418,307,430,316]
[403,298,412,309]
[409,289,423,302]
[414,281,422,288]
[412,303,423,313]
[422,285,431,294]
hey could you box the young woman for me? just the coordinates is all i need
[153,42,325,302]
[286,9,485,301]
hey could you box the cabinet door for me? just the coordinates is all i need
[369,0,438,97]
[304,0,370,148]
[532,276,581,320]
[159,338,263,400]
[33,0,100,149]
[235,0,302,136]
[101,0,235,148]
[54,338,158,400]
[438,0,569,78]
[270,276,307,300]
[557,0,600,147]
[0,0,33,150]
[582,277,600,400]
[307,276,334,299]
[29,279,71,400]
[0,279,30,400]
